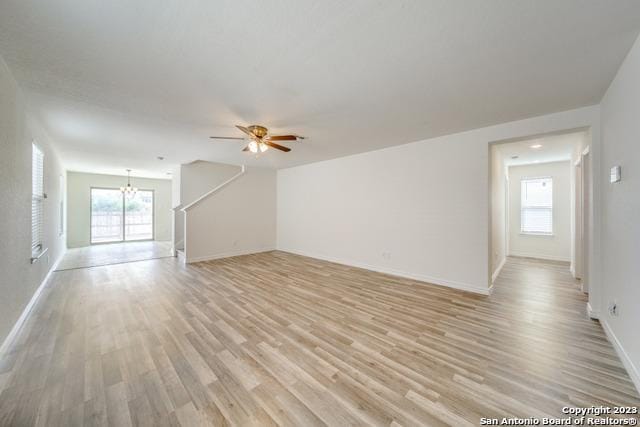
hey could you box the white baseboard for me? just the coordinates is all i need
[172,239,184,253]
[0,251,64,356]
[600,318,640,395]
[586,302,599,319]
[508,251,571,263]
[492,257,506,283]
[186,246,276,264]
[278,247,489,295]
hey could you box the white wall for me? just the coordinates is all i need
[507,161,572,262]
[171,165,181,208]
[66,172,172,248]
[0,56,66,347]
[180,161,240,207]
[173,161,241,249]
[278,106,600,295]
[600,34,640,390]
[490,145,507,281]
[185,167,276,262]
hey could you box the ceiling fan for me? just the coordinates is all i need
[210,125,304,153]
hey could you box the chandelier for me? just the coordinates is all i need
[120,169,138,196]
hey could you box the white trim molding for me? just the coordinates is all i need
[186,247,276,264]
[507,251,571,263]
[279,248,490,295]
[176,248,186,264]
[587,302,599,319]
[492,257,506,283]
[0,253,64,356]
[601,319,640,394]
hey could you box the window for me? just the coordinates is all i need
[31,144,45,255]
[521,177,553,235]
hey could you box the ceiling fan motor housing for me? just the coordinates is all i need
[248,125,268,138]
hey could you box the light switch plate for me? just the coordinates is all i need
[610,165,621,183]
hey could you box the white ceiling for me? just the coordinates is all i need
[497,131,584,167]
[1,1,640,178]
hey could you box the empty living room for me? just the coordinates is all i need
[2,1,640,426]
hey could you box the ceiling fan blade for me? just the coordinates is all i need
[210,136,245,140]
[236,125,255,138]
[266,135,299,141]
[264,141,291,152]
[242,145,250,152]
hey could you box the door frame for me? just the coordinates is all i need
[573,157,583,280]
[488,128,593,297]
[89,186,155,245]
[580,147,591,293]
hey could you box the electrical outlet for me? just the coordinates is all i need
[609,301,619,317]
[382,252,391,260]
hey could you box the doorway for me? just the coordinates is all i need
[489,130,590,291]
[90,187,154,244]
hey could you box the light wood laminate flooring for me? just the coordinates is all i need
[0,252,638,426]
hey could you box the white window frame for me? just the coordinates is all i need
[31,143,46,261]
[520,176,553,236]
[59,174,65,236]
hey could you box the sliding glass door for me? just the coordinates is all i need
[124,190,153,241]
[91,188,124,243]
[90,188,154,244]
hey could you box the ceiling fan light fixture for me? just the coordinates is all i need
[211,125,299,154]
[248,140,259,153]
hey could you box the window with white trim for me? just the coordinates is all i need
[521,177,552,235]
[59,174,64,236]
[31,143,45,255]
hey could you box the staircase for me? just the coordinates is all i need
[171,163,246,264]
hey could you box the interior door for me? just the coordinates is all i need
[91,188,124,243]
[124,190,154,241]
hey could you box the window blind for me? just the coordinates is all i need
[31,144,44,254]
[521,177,552,234]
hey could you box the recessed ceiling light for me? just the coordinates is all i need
[530,144,542,149]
